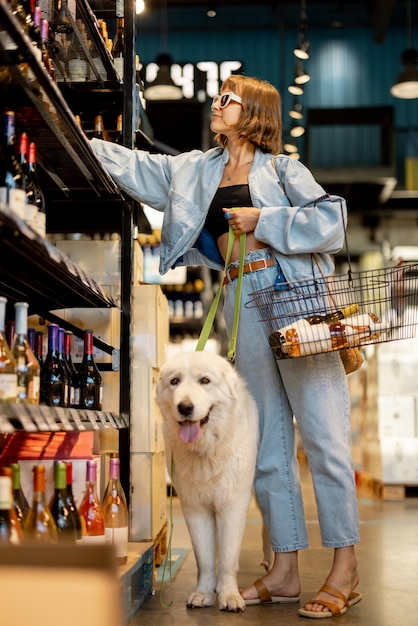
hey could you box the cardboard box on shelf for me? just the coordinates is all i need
[131,365,165,454]
[132,284,169,368]
[362,437,418,484]
[377,395,417,439]
[130,450,167,542]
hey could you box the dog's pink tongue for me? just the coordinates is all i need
[179,420,201,443]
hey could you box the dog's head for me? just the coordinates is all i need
[156,352,239,445]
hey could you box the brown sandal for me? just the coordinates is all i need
[243,578,300,605]
[298,583,362,618]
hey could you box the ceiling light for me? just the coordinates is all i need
[289,99,303,120]
[144,53,183,101]
[391,0,418,99]
[290,121,305,138]
[294,61,310,85]
[289,152,300,160]
[288,83,304,96]
[283,140,298,153]
[391,48,418,99]
[207,3,217,17]
[294,38,310,60]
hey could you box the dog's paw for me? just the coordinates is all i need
[218,591,246,613]
[186,591,215,608]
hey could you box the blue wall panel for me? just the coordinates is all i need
[136,4,418,182]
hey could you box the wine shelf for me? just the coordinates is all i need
[0,0,127,222]
[0,204,118,314]
[0,400,127,433]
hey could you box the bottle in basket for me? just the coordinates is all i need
[269,305,383,358]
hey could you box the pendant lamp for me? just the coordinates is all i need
[391,0,418,99]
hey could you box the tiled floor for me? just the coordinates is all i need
[130,460,418,626]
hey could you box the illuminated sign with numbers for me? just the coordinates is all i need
[144,61,243,100]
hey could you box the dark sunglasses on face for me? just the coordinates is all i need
[212,92,242,108]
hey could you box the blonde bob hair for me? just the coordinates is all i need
[214,75,282,154]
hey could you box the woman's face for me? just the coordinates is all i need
[210,90,243,137]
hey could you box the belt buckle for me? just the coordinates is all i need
[248,259,267,273]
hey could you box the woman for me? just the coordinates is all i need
[91,74,361,618]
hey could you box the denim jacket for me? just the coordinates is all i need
[90,138,347,283]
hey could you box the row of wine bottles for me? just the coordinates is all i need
[0,0,57,85]
[0,456,129,564]
[0,111,46,237]
[0,296,103,409]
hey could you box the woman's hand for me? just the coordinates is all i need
[223,207,261,234]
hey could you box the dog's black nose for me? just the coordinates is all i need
[178,401,193,417]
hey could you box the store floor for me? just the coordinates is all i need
[130,459,418,626]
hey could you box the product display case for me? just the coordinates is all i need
[0,0,153,618]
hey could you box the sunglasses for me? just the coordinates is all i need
[212,92,242,108]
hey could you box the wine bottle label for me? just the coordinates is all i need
[105,526,128,558]
[0,188,26,219]
[0,373,17,400]
[36,210,46,238]
[28,374,40,404]
[113,57,124,79]
[25,203,38,231]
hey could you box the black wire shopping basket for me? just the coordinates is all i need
[245,262,418,360]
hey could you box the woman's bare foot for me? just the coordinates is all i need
[241,551,301,601]
[301,546,359,615]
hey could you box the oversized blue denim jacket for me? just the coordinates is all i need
[90,139,347,283]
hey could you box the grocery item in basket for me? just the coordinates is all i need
[269,311,384,358]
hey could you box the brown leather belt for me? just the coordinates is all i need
[223,257,275,285]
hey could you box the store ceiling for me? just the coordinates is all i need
[145,0,400,43]
[90,1,409,44]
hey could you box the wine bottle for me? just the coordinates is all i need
[78,329,102,410]
[65,29,88,82]
[78,459,106,543]
[28,142,46,238]
[58,327,69,407]
[24,464,58,543]
[304,303,360,325]
[0,296,17,402]
[93,114,106,140]
[40,19,57,82]
[63,330,79,408]
[112,17,124,79]
[34,330,44,368]
[5,320,15,350]
[27,327,36,353]
[10,462,29,527]
[65,461,82,540]
[0,474,22,545]
[50,0,73,34]
[270,310,383,358]
[49,461,78,543]
[115,113,123,144]
[18,132,37,231]
[12,302,40,404]
[27,5,43,85]
[0,111,27,220]
[102,455,128,565]
[40,323,68,407]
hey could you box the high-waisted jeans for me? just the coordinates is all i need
[223,247,360,552]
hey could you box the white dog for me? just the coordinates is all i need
[156,351,259,612]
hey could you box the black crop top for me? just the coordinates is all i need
[204,184,252,240]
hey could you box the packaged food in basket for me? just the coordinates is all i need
[269,306,384,358]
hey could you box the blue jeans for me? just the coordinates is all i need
[223,248,360,552]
